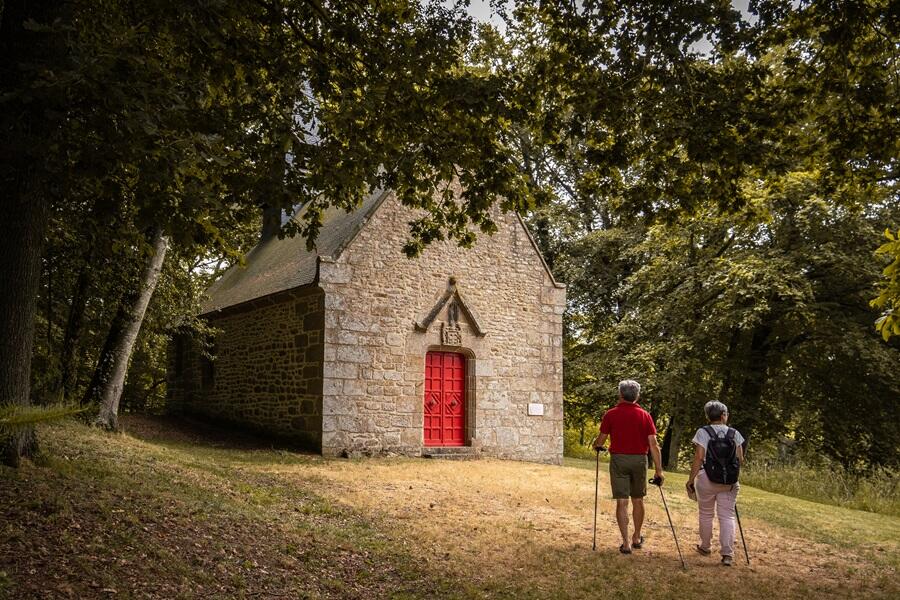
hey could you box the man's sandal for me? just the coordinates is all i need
[632,536,644,549]
[619,544,632,554]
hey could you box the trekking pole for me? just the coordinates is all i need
[650,476,686,570]
[592,447,605,551]
[735,503,750,566]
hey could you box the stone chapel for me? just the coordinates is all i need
[167,188,565,463]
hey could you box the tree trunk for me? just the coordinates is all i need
[260,204,282,242]
[90,229,168,430]
[717,327,741,403]
[0,0,67,467]
[729,324,774,456]
[666,416,683,469]
[0,177,47,466]
[46,260,54,359]
[82,297,127,405]
[59,249,94,401]
[660,410,686,470]
[661,420,671,466]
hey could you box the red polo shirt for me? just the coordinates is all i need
[600,401,657,455]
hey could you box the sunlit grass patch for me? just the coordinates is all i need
[741,461,900,517]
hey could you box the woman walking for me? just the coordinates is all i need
[686,401,744,566]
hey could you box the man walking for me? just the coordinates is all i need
[593,380,664,554]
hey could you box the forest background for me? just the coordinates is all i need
[2,1,898,500]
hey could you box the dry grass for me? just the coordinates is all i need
[265,455,899,599]
[2,416,898,599]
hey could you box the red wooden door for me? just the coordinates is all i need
[424,351,466,446]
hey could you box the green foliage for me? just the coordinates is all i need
[873,229,900,340]
[12,0,536,254]
[500,1,900,469]
[563,426,600,460]
[11,1,543,429]
[558,171,900,469]
[8,0,899,470]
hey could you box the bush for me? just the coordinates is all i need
[564,427,598,460]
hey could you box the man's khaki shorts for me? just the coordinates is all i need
[609,453,648,499]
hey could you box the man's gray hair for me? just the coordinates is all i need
[704,401,728,421]
[618,380,641,403]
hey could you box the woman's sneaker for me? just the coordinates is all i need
[721,555,733,567]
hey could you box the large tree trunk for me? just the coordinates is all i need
[89,229,168,430]
[717,327,741,403]
[0,176,47,466]
[661,413,684,470]
[0,1,64,466]
[728,324,774,457]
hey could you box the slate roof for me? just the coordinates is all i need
[200,189,389,315]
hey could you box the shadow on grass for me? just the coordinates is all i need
[1,419,462,599]
[120,413,303,448]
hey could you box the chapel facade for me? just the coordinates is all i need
[167,189,565,463]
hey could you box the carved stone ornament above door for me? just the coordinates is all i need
[414,277,486,338]
[440,300,463,346]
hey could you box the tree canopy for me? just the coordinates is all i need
[1,0,538,462]
[489,0,900,468]
[2,0,897,468]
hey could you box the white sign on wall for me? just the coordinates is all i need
[527,403,545,416]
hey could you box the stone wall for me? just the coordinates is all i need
[319,192,565,464]
[167,287,325,449]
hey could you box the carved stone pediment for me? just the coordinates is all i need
[414,277,486,338]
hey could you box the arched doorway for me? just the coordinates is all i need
[424,351,466,446]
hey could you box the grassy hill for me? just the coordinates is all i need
[1,417,897,599]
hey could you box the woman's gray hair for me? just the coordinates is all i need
[618,380,641,403]
[704,401,728,421]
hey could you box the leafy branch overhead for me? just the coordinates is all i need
[873,229,900,341]
[0,0,540,457]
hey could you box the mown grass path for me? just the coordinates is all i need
[1,416,897,599]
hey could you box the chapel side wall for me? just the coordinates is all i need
[166,334,198,413]
[319,193,565,464]
[177,287,325,449]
